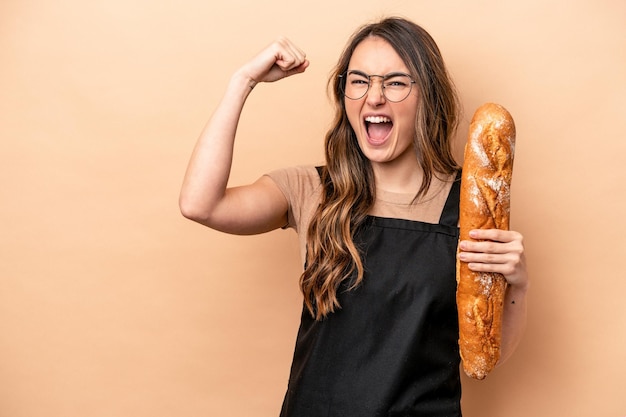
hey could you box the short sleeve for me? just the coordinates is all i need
[264,165,322,262]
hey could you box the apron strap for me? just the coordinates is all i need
[439,170,461,227]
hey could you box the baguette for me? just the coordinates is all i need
[457,103,516,380]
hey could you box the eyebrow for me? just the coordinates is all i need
[347,70,410,78]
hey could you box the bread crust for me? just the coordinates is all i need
[457,103,516,380]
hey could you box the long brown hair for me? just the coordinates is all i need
[301,17,461,320]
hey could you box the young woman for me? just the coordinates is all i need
[180,17,528,417]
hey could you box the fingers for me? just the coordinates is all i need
[458,229,528,287]
[459,250,523,276]
[459,230,523,254]
[467,228,523,244]
[242,37,309,86]
[274,36,307,72]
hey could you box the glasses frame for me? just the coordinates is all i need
[339,70,416,103]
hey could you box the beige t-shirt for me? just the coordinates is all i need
[265,165,456,263]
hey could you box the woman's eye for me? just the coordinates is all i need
[351,79,368,85]
[386,80,407,87]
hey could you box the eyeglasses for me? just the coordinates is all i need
[339,70,416,102]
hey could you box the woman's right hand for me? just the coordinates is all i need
[237,37,309,88]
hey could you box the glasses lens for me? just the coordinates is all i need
[382,74,413,102]
[343,72,369,100]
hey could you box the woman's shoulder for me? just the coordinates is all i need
[267,164,321,178]
[265,165,322,196]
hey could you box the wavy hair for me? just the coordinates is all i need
[301,17,461,320]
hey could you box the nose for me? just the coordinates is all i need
[365,76,386,105]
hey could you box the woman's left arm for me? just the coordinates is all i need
[458,229,529,365]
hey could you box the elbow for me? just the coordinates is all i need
[179,195,210,224]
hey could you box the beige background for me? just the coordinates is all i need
[1,0,625,416]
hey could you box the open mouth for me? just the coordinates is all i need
[365,116,393,144]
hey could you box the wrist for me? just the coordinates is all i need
[507,279,529,297]
[219,71,256,105]
[231,69,257,91]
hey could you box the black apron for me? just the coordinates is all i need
[281,173,462,417]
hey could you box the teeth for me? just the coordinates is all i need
[365,116,391,124]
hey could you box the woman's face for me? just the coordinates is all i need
[344,36,419,171]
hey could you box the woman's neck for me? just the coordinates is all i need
[372,158,424,194]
